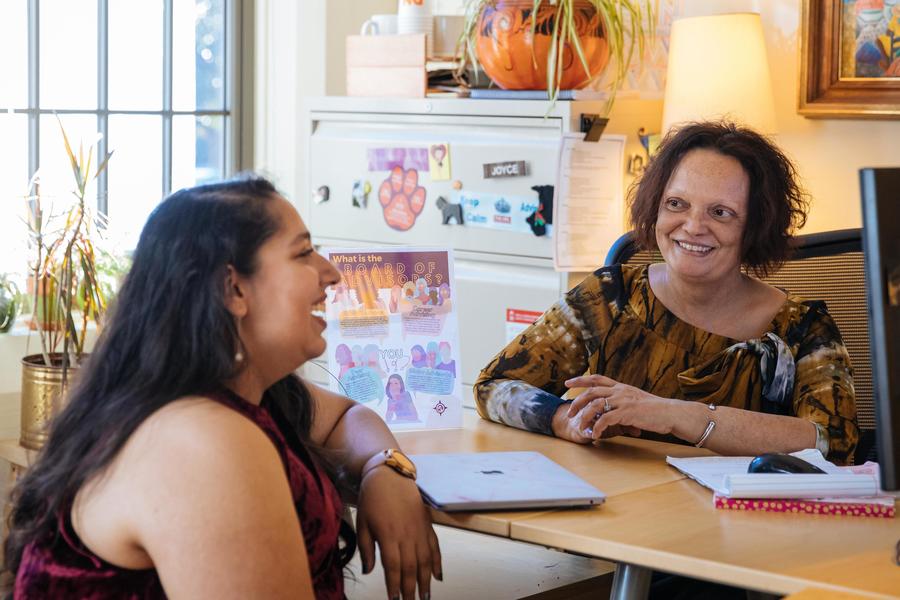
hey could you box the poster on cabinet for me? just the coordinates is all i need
[322,246,463,431]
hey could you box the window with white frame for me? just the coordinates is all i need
[0,0,251,274]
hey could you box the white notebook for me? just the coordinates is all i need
[409,451,606,511]
[666,449,883,499]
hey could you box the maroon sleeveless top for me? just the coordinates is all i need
[15,389,346,599]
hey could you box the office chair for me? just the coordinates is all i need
[604,229,876,465]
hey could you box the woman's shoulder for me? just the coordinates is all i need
[72,395,288,571]
[89,395,280,500]
[146,394,268,438]
[567,263,647,309]
[769,287,843,344]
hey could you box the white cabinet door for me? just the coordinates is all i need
[453,255,566,405]
[308,113,561,259]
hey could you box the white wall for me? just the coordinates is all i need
[254,0,394,219]
[253,0,320,212]
[678,0,899,232]
[0,336,30,395]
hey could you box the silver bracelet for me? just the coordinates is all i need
[814,422,830,457]
[693,403,717,448]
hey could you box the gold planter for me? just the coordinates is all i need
[20,354,78,450]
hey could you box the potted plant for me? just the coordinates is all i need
[0,274,19,333]
[457,0,654,104]
[19,117,113,450]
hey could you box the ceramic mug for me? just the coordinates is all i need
[397,0,433,20]
[433,15,464,57]
[397,0,433,32]
[398,0,433,54]
[360,13,398,36]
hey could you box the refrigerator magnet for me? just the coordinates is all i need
[378,166,426,231]
[352,180,371,208]
[483,160,528,179]
[313,185,330,204]
[436,196,463,225]
[428,143,451,181]
[526,185,554,236]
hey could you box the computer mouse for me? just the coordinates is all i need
[747,453,827,474]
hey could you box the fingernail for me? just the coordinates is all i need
[583,428,592,436]
[422,593,431,600]
[391,595,400,600]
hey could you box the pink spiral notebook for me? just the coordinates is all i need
[713,495,895,518]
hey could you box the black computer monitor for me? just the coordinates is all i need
[859,168,900,492]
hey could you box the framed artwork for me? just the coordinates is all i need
[799,0,900,118]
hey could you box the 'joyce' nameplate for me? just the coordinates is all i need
[483,160,528,179]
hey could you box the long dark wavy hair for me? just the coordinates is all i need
[2,176,354,594]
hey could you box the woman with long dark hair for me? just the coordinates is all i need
[384,375,419,424]
[3,177,441,599]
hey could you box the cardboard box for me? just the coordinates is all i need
[346,34,427,98]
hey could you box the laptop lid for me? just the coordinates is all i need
[409,451,606,511]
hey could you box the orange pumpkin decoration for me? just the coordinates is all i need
[475,0,610,90]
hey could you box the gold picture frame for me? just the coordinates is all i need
[799,0,900,118]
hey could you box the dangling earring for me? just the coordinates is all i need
[235,350,244,363]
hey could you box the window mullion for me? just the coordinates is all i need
[226,0,253,175]
[98,0,109,216]
[162,0,173,198]
[27,0,39,181]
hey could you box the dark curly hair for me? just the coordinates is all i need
[628,121,810,276]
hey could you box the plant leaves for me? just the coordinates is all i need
[29,115,115,367]
[459,0,655,111]
[56,115,84,193]
[567,2,591,83]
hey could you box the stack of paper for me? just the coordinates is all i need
[666,449,895,518]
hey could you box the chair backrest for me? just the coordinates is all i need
[604,229,876,464]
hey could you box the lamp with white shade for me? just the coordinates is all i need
[661,12,777,135]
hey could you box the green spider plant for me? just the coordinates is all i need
[458,0,655,108]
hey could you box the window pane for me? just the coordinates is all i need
[39,114,100,208]
[0,113,30,276]
[39,0,97,109]
[172,115,224,191]
[0,113,29,197]
[0,0,28,108]
[173,0,225,111]
[109,0,163,110]
[107,116,162,248]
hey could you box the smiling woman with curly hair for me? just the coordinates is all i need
[475,121,858,466]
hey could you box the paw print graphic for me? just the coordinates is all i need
[378,166,427,231]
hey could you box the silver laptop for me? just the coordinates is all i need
[409,451,606,511]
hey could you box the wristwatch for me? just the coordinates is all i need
[361,448,417,481]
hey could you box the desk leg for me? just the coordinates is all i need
[609,563,651,600]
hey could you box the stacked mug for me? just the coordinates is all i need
[359,13,398,36]
[397,0,434,56]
